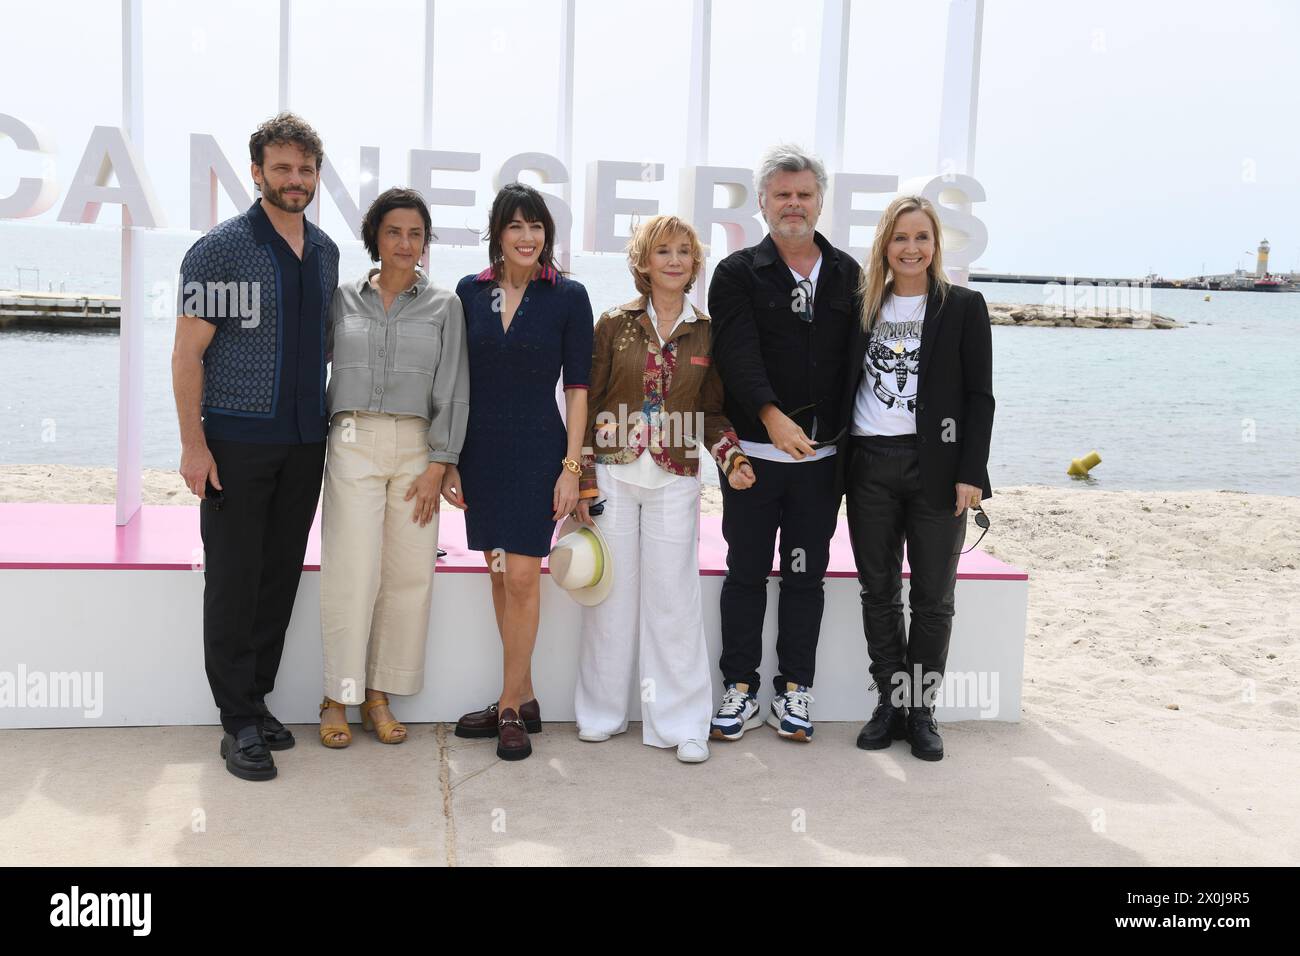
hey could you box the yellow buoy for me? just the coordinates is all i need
[1067,450,1102,477]
[1203,294,1211,301]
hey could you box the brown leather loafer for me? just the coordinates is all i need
[454,698,541,738]
[496,708,533,761]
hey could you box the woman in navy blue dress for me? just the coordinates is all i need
[441,184,593,761]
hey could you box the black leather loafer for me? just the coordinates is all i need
[261,713,295,751]
[455,698,542,738]
[220,726,278,781]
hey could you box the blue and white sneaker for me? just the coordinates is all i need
[768,684,815,741]
[710,683,762,741]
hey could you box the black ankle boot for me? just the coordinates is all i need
[856,695,909,750]
[906,705,944,761]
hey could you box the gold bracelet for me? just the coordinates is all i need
[561,457,581,475]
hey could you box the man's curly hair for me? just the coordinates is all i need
[249,112,324,169]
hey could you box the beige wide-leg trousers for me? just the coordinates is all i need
[321,411,439,702]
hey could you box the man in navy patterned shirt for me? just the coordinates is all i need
[172,112,339,782]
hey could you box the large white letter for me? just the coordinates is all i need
[188,133,253,231]
[0,114,57,219]
[679,166,762,258]
[496,152,572,255]
[825,173,899,263]
[409,149,480,246]
[903,173,988,283]
[583,160,662,253]
[308,147,380,240]
[58,125,163,227]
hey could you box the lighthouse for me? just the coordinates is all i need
[1257,239,1270,277]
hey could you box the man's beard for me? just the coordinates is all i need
[769,212,814,240]
[262,181,314,213]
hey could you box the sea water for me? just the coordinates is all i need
[2,222,1297,495]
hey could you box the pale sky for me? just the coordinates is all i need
[2,0,1298,278]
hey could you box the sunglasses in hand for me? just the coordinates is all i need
[779,401,846,452]
[956,503,991,556]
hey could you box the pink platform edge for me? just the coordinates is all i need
[0,503,1027,581]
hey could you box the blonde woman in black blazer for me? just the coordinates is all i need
[835,194,994,761]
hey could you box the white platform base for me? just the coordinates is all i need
[1,568,1026,728]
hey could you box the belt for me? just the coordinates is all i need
[850,433,918,456]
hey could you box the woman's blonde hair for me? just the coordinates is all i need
[858,195,950,331]
[626,215,705,297]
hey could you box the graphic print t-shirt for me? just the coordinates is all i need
[851,292,926,437]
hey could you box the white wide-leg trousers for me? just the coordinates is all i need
[574,465,713,747]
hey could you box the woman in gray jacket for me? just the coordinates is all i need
[318,188,469,747]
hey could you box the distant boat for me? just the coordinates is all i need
[1253,275,1289,291]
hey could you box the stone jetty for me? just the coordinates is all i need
[987,303,1182,329]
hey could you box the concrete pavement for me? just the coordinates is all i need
[1,717,1293,866]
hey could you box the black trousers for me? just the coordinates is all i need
[718,454,840,694]
[200,438,325,734]
[845,435,966,708]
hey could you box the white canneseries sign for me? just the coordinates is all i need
[56,125,164,229]
[0,121,982,267]
[0,0,988,525]
[5,117,987,277]
[0,113,58,220]
[1,118,989,265]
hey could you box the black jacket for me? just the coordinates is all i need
[836,280,995,509]
[708,232,862,445]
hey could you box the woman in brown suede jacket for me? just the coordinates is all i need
[572,215,754,765]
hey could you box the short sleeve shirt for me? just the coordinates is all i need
[177,199,338,444]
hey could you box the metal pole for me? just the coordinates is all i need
[936,0,984,285]
[937,0,983,177]
[421,0,435,271]
[687,0,711,309]
[814,0,850,174]
[422,0,435,149]
[685,0,711,170]
[115,0,144,525]
[278,0,292,111]
[556,0,575,271]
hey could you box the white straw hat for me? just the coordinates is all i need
[548,515,614,606]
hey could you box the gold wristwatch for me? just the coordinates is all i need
[561,457,581,475]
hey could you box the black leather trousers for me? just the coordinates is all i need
[845,435,966,708]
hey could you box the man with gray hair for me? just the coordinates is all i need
[707,144,861,744]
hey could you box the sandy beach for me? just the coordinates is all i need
[2,464,1296,865]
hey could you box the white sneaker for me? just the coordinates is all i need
[577,727,625,742]
[767,684,815,741]
[710,684,761,741]
[676,739,710,763]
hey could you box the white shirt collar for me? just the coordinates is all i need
[646,295,697,323]
[645,295,696,346]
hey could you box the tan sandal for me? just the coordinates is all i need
[318,697,352,749]
[360,694,407,744]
